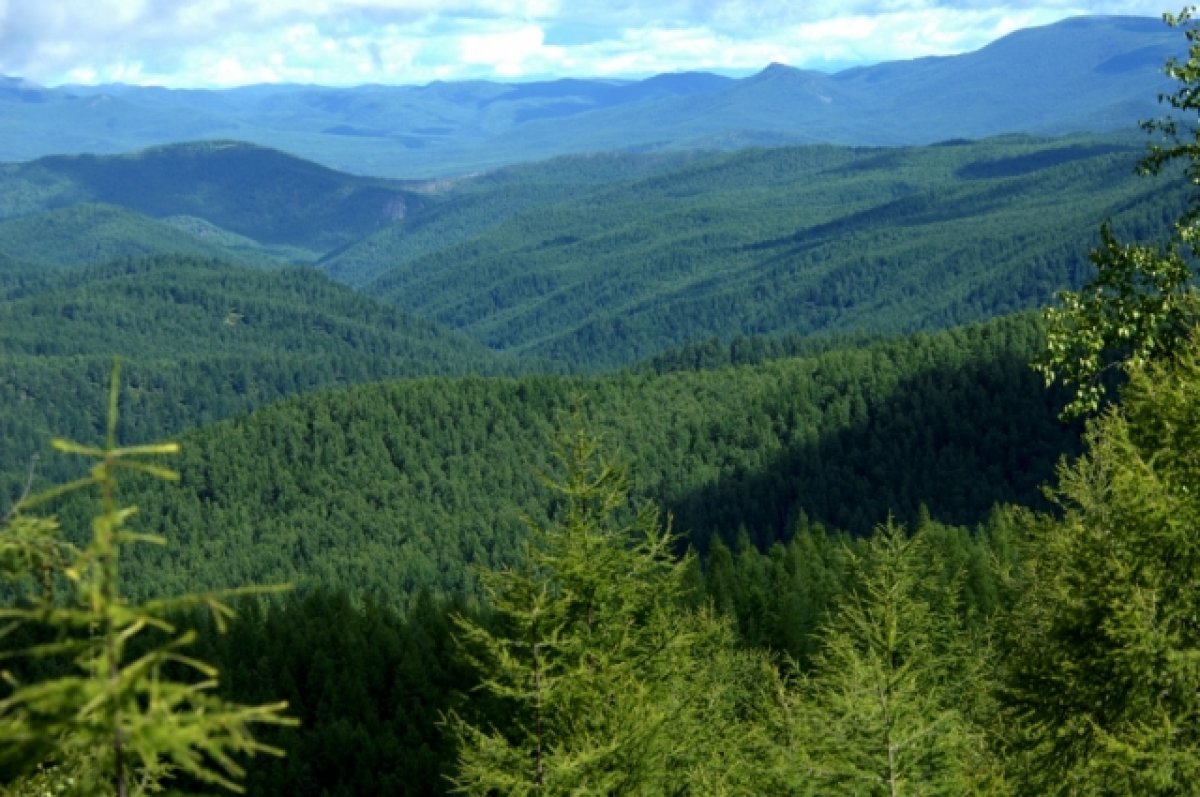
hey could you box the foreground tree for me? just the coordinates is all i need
[787,521,1005,797]
[446,425,784,795]
[0,364,293,795]
[1003,335,1200,795]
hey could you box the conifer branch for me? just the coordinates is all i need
[0,454,38,526]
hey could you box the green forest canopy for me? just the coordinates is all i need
[29,312,1076,607]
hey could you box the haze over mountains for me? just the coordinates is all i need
[0,15,1181,176]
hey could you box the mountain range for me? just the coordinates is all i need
[0,15,1182,177]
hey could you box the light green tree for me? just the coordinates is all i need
[1015,11,1200,791]
[787,521,1006,797]
[1002,335,1200,796]
[446,425,784,795]
[1035,8,1200,418]
[0,363,294,796]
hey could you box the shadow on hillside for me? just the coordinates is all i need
[665,350,1083,551]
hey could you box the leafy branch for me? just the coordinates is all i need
[1035,8,1200,418]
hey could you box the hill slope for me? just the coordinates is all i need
[0,133,1180,373]
[0,141,431,256]
[355,133,1184,368]
[0,203,260,268]
[317,150,707,286]
[0,254,512,507]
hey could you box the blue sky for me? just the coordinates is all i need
[0,1,1175,88]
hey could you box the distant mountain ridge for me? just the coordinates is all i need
[0,141,430,254]
[0,15,1182,177]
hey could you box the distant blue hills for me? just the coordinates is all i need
[0,15,1183,177]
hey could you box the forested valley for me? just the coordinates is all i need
[4,13,1200,797]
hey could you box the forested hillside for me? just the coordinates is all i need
[317,150,705,286]
[0,144,708,276]
[361,133,1185,367]
[39,313,1075,607]
[2,133,1183,373]
[0,141,431,256]
[0,203,259,268]
[0,254,513,511]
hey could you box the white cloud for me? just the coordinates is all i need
[458,24,552,77]
[0,0,1178,87]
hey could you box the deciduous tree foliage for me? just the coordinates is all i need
[1037,8,1200,417]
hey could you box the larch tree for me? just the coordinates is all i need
[1010,10,1200,791]
[446,424,784,796]
[786,521,1006,797]
[0,363,293,796]
[1002,337,1200,796]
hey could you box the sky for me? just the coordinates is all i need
[0,1,1176,89]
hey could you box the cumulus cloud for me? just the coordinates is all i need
[0,0,1175,87]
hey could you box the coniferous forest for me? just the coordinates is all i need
[4,10,1200,797]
